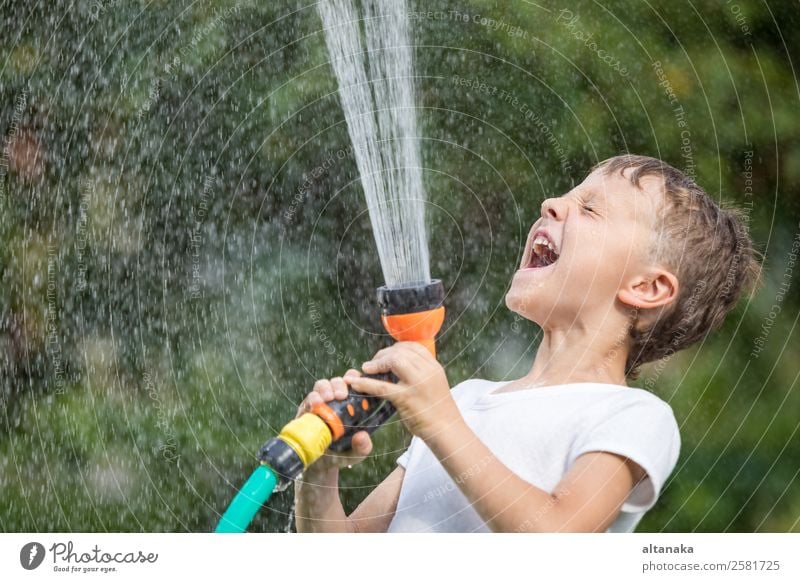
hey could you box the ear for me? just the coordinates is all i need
[617,268,679,311]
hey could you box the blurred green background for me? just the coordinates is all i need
[1,0,798,532]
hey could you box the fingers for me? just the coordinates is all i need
[368,342,428,362]
[362,342,430,378]
[296,378,339,418]
[330,377,348,400]
[306,391,323,407]
[299,371,361,417]
[348,374,396,399]
[313,377,349,401]
[313,378,333,401]
[367,346,394,362]
[296,390,323,418]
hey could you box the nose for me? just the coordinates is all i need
[541,197,568,221]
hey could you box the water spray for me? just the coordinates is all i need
[215,0,431,532]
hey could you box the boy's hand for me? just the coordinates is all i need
[296,369,372,475]
[348,342,459,442]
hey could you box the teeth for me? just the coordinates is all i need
[532,236,557,255]
[526,233,560,270]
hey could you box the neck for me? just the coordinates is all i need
[522,318,630,387]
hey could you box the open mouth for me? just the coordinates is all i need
[524,232,560,269]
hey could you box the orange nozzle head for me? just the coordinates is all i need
[381,307,445,358]
[377,280,445,358]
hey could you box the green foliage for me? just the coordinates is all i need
[0,0,798,532]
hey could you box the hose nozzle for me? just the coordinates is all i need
[259,279,445,482]
[377,280,445,358]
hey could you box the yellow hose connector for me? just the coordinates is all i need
[277,413,333,468]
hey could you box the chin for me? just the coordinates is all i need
[506,273,572,326]
[504,290,521,314]
[504,288,540,324]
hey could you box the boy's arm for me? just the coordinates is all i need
[295,464,404,533]
[293,371,405,533]
[425,416,646,532]
[348,342,647,533]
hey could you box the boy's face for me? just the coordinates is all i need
[505,167,663,328]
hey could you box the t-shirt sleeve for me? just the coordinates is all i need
[396,448,410,468]
[396,436,418,468]
[568,397,681,513]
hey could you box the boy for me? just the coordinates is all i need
[294,155,761,532]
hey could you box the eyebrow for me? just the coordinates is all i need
[568,188,601,203]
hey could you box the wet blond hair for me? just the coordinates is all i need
[592,155,763,378]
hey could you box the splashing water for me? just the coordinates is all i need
[318,0,430,288]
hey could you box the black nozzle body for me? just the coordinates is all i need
[376,279,444,315]
[258,437,304,483]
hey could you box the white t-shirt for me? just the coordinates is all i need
[387,379,681,533]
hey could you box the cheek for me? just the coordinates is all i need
[566,234,631,290]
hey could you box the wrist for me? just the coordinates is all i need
[298,463,339,487]
[418,401,466,446]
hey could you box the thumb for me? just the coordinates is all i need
[350,431,373,458]
[317,431,373,471]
